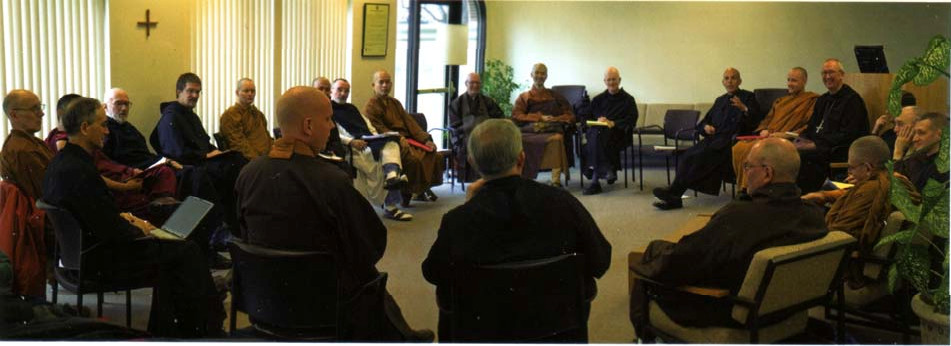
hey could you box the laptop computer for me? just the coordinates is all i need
[149,196,215,241]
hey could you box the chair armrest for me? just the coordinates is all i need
[635,125,663,135]
[633,271,746,302]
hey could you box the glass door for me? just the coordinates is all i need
[396,0,484,149]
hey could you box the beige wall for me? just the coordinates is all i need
[486,1,951,104]
[349,0,397,110]
[109,0,192,141]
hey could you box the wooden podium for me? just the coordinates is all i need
[843,73,949,127]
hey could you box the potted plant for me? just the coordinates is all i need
[482,59,520,116]
[876,34,949,344]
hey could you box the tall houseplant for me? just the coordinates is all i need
[876,34,949,342]
[482,59,520,116]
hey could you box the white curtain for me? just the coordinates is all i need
[192,0,347,137]
[0,0,109,143]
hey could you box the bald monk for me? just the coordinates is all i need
[236,86,433,341]
[802,136,918,288]
[732,67,819,190]
[363,70,443,203]
[1,90,54,200]
[630,138,827,340]
[582,66,638,195]
[512,62,574,187]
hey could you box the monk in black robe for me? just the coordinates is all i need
[795,59,869,193]
[235,86,432,341]
[448,72,504,182]
[653,68,760,209]
[630,138,827,341]
[150,73,248,241]
[582,67,638,195]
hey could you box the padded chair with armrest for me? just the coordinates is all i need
[824,211,919,342]
[635,109,700,190]
[639,231,856,344]
[442,253,588,342]
[753,88,789,119]
[37,199,154,328]
[228,239,389,340]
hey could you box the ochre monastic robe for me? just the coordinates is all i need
[732,91,818,188]
[0,129,54,199]
[364,95,443,194]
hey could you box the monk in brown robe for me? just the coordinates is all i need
[802,136,919,288]
[364,70,443,203]
[1,90,54,200]
[219,78,273,160]
[512,63,573,187]
[732,67,818,189]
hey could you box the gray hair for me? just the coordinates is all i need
[468,119,522,178]
[849,135,890,169]
[235,78,253,91]
[824,58,845,73]
[63,97,102,135]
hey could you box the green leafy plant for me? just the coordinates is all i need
[482,59,520,116]
[876,34,950,315]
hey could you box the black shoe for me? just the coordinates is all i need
[208,252,232,270]
[652,199,683,210]
[606,171,618,185]
[652,187,671,200]
[413,189,438,202]
[582,182,603,195]
[582,167,594,180]
[405,328,435,342]
[384,174,407,190]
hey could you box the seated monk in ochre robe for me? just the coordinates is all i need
[512,63,573,187]
[364,70,443,203]
[733,67,818,190]
[802,136,919,288]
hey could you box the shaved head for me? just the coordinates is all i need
[849,136,890,170]
[750,137,800,181]
[276,86,334,149]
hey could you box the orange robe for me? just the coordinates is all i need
[0,129,54,200]
[363,95,443,194]
[732,91,818,188]
[822,172,918,287]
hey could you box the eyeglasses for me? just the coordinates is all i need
[112,101,132,107]
[742,163,768,171]
[13,104,46,112]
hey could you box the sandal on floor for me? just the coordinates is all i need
[383,207,413,221]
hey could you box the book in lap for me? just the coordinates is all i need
[149,196,215,241]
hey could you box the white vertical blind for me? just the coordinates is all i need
[280,0,347,91]
[193,0,276,135]
[0,0,108,144]
[193,0,347,136]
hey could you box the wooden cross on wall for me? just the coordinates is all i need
[137,9,158,38]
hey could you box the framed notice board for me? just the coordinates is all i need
[362,3,389,57]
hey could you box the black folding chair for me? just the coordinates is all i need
[442,253,588,342]
[37,200,154,328]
